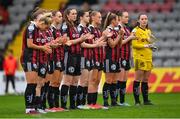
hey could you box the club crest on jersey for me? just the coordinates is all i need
[114,26,119,31]
[36,38,41,42]
[77,26,82,33]
[107,28,111,32]
[68,66,75,73]
[62,23,67,31]
[111,64,116,70]
[40,67,46,75]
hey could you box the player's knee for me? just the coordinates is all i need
[36,83,43,89]
[27,79,36,84]
[112,79,117,84]
[105,79,112,84]
[71,81,78,86]
[84,81,88,87]
[62,80,70,86]
[81,82,88,87]
[51,81,60,87]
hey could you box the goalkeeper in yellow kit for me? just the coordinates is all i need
[131,13,157,105]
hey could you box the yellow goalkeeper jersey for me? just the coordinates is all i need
[132,26,152,61]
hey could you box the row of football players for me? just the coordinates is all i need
[21,7,154,114]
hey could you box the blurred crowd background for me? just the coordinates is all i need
[0,0,180,71]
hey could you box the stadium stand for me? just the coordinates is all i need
[2,0,180,67]
[0,0,41,51]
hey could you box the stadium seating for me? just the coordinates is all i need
[2,0,180,67]
[76,0,180,67]
[0,0,41,51]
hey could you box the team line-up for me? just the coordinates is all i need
[20,7,158,114]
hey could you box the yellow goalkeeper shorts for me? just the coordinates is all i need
[134,59,153,71]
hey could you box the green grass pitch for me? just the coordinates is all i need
[0,93,180,118]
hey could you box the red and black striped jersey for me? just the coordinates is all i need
[20,22,39,64]
[61,22,81,54]
[121,25,131,60]
[105,26,120,62]
[88,25,104,63]
[77,24,93,60]
[50,25,64,61]
[114,24,131,60]
[43,28,54,61]
[37,30,49,64]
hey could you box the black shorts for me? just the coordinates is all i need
[54,60,65,72]
[47,60,55,74]
[21,62,38,72]
[92,60,103,71]
[38,63,48,78]
[64,52,81,76]
[120,59,131,71]
[81,57,92,71]
[104,59,120,73]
